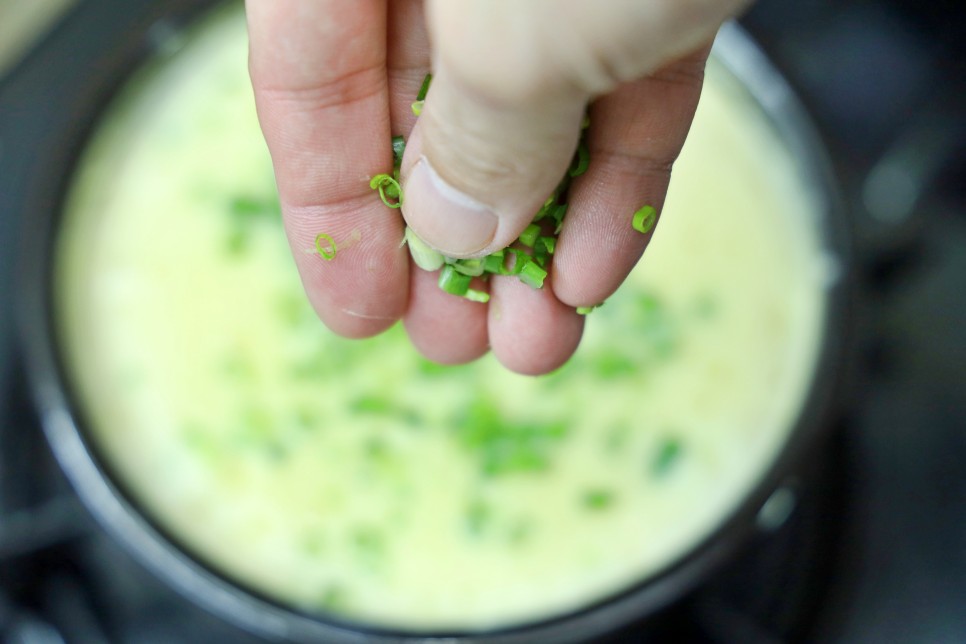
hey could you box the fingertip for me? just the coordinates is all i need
[403,265,489,365]
[488,277,584,376]
[287,206,409,339]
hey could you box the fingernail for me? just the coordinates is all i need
[402,157,498,257]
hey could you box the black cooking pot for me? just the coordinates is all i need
[7,1,851,641]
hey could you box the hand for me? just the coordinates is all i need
[246,0,750,374]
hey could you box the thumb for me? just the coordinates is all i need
[399,2,588,258]
[399,71,585,259]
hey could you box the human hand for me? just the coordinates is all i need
[246,0,750,375]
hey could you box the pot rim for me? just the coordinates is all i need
[14,4,851,642]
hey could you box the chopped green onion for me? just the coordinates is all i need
[632,204,657,234]
[438,264,471,295]
[416,73,433,101]
[369,173,403,208]
[533,195,556,222]
[519,261,547,288]
[384,74,591,301]
[581,113,591,129]
[499,249,529,276]
[518,223,541,248]
[391,135,406,169]
[576,302,604,315]
[464,288,490,303]
[405,227,445,271]
[568,141,590,177]
[531,246,549,269]
[551,203,568,233]
[453,258,486,277]
[314,232,337,260]
[483,250,505,274]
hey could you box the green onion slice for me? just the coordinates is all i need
[314,232,337,260]
[370,173,404,208]
[405,227,444,271]
[391,135,406,169]
[439,264,471,296]
[576,302,604,315]
[464,288,490,303]
[518,223,541,248]
[519,261,547,288]
[483,250,505,274]
[453,258,486,277]
[632,204,657,234]
[499,249,529,276]
[416,73,433,101]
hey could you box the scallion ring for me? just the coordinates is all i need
[314,232,337,260]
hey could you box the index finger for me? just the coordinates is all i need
[246,0,407,337]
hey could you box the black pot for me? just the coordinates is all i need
[8,1,852,641]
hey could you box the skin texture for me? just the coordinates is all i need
[246,0,751,374]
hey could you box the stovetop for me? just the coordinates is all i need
[2,0,965,642]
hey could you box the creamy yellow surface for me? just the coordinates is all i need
[56,5,828,632]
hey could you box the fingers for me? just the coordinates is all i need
[246,0,406,338]
[488,277,585,375]
[552,47,711,308]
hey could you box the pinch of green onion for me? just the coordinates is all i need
[632,204,657,234]
[539,236,556,254]
[411,100,424,117]
[404,227,444,271]
[519,261,547,288]
[576,302,604,315]
[369,173,403,208]
[314,232,337,260]
[439,264,471,296]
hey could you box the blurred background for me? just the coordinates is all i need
[1,0,964,642]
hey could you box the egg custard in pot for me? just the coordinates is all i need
[53,2,833,635]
